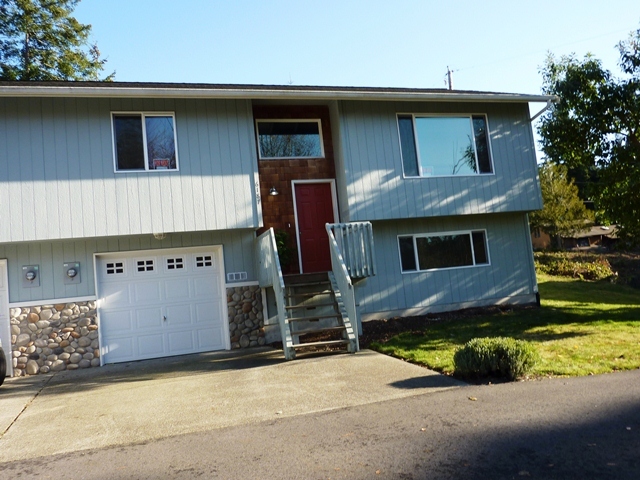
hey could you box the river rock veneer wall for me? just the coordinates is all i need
[8,287,264,376]
[227,285,266,349]
[10,301,100,376]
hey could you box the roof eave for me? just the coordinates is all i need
[0,85,555,103]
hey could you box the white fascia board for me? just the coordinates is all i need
[0,85,556,103]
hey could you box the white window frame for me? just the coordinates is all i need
[111,112,180,173]
[255,119,325,160]
[397,229,491,274]
[396,113,494,179]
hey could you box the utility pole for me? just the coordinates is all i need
[446,66,454,90]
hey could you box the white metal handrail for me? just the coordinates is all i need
[256,228,294,359]
[326,222,376,278]
[326,224,360,349]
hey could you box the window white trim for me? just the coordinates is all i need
[397,229,491,273]
[111,111,180,173]
[397,113,495,179]
[255,119,325,160]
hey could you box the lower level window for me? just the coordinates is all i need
[398,230,489,272]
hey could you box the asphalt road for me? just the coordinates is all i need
[1,369,638,479]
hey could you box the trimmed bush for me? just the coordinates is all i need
[453,337,539,380]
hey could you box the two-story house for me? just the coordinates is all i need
[0,82,551,377]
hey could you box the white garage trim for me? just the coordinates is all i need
[0,259,12,377]
[94,246,229,365]
[9,296,96,308]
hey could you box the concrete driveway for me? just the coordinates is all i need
[0,348,463,462]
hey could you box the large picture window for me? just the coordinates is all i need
[112,113,178,172]
[256,120,323,159]
[397,114,493,177]
[398,230,490,272]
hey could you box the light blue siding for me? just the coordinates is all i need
[0,229,257,304]
[338,101,542,221]
[356,213,536,317]
[0,97,261,243]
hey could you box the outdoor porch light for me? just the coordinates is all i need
[269,187,279,196]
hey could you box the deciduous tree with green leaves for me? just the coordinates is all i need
[0,0,113,81]
[529,163,593,248]
[538,26,640,243]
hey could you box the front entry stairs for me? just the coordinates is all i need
[283,273,353,355]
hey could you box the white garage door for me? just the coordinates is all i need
[97,247,228,364]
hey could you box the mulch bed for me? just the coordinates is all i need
[359,304,530,348]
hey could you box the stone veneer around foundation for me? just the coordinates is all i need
[226,285,266,349]
[8,286,265,376]
[10,301,100,376]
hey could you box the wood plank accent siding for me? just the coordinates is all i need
[356,213,536,317]
[0,229,256,304]
[337,101,542,221]
[0,97,260,243]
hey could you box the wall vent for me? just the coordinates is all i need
[226,272,248,282]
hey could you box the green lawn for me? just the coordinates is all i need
[371,274,640,377]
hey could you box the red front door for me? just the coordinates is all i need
[294,182,335,273]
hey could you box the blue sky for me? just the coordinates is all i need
[75,0,639,93]
[75,1,639,159]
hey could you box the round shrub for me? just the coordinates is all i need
[453,337,539,380]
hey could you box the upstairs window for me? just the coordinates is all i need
[397,114,493,177]
[256,120,323,159]
[398,230,489,272]
[112,113,178,172]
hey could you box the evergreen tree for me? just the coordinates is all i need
[530,163,593,248]
[0,0,113,81]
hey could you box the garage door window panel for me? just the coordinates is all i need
[166,257,185,270]
[195,255,213,268]
[106,262,125,275]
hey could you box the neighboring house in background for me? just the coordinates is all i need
[0,82,551,376]
[531,225,618,250]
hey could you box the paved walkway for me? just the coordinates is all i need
[0,348,463,462]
